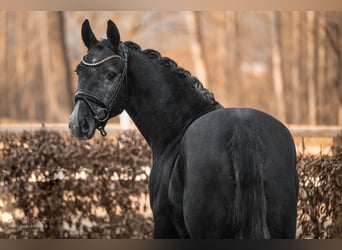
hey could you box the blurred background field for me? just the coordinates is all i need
[0,11,342,125]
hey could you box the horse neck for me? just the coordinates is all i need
[124,47,219,155]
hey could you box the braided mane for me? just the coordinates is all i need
[124,41,220,107]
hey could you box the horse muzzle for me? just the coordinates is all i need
[69,101,96,140]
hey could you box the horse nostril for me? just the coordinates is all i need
[80,119,90,134]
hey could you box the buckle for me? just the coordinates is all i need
[94,108,109,123]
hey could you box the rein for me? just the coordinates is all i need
[75,43,129,136]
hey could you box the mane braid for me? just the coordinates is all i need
[124,41,219,106]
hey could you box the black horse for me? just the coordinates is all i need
[69,19,298,239]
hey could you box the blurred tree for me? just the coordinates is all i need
[4,12,19,120]
[203,11,238,108]
[270,12,286,122]
[325,13,342,125]
[224,11,241,106]
[0,12,73,123]
[185,11,209,87]
[0,12,7,118]
[41,12,73,122]
[306,11,317,125]
[290,11,301,124]
[317,12,328,124]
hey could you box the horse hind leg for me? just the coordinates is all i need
[181,144,237,238]
[182,170,237,238]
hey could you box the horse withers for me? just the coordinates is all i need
[69,19,298,239]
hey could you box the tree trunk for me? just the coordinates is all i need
[306,11,317,125]
[339,105,342,126]
[270,12,286,123]
[224,11,240,106]
[317,12,328,124]
[333,22,342,126]
[325,16,342,125]
[290,11,301,124]
[0,12,7,119]
[185,11,209,87]
[15,12,26,119]
[298,12,308,124]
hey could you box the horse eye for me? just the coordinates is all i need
[107,72,117,80]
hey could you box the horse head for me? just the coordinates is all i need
[69,20,128,139]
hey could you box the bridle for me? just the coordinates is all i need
[75,43,129,137]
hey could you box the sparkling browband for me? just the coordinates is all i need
[81,54,122,67]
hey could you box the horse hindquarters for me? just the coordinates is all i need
[180,108,297,239]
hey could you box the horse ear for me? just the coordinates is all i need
[81,19,97,49]
[107,20,121,49]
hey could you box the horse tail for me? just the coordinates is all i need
[227,126,270,239]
